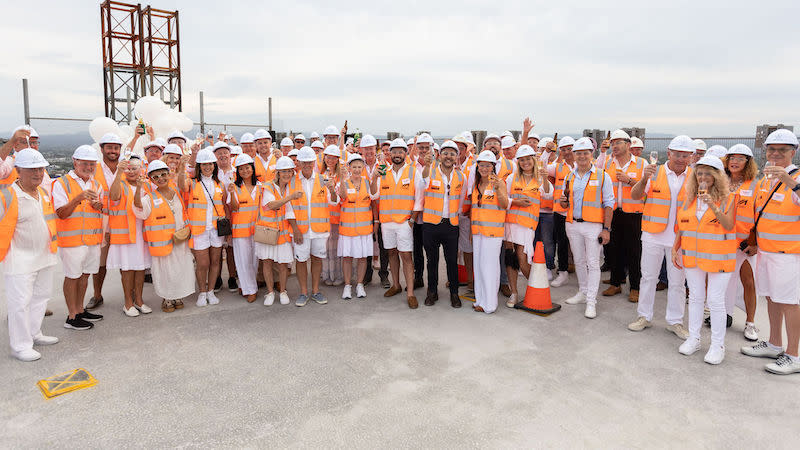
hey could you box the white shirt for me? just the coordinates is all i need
[610,156,633,207]
[199,176,221,231]
[376,163,426,212]
[52,171,98,210]
[641,164,688,247]
[1,183,59,275]
[218,168,236,189]
[98,160,116,233]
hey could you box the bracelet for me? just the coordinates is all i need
[602,226,610,231]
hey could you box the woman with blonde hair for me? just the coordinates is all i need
[320,145,345,286]
[672,155,737,365]
[721,144,760,341]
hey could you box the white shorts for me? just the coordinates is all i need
[757,251,800,305]
[381,221,413,252]
[294,234,328,262]
[59,245,101,279]
[192,228,225,251]
[458,217,473,253]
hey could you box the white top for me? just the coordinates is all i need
[609,156,633,205]
[218,168,236,189]
[375,163,426,212]
[52,171,98,210]
[641,164,688,247]
[199,176,221,231]
[1,183,59,275]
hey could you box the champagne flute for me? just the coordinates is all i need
[764,161,774,180]
[698,181,708,198]
[649,151,658,165]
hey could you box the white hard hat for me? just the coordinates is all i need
[464,131,475,145]
[213,141,230,152]
[240,132,255,144]
[231,146,243,155]
[667,135,695,152]
[390,138,408,150]
[515,145,535,159]
[310,131,320,139]
[144,138,166,149]
[406,137,416,146]
[323,145,341,157]
[693,139,707,151]
[440,140,458,152]
[452,134,469,144]
[311,140,324,149]
[346,137,354,146]
[294,134,306,143]
[280,137,293,147]
[501,135,516,149]
[416,133,434,144]
[14,148,49,168]
[433,142,440,152]
[254,129,271,141]
[527,130,540,140]
[765,129,799,147]
[610,129,631,141]
[72,144,100,161]
[99,133,123,146]
[30,127,39,138]
[297,147,317,162]
[287,148,299,157]
[195,148,217,164]
[483,133,501,145]
[147,160,169,174]
[234,153,254,167]
[538,137,553,148]
[12,125,40,139]
[725,144,752,157]
[476,150,498,164]
[696,155,724,172]
[347,153,364,164]
[323,125,339,136]
[501,130,513,138]
[163,144,183,155]
[359,134,377,147]
[572,137,594,152]
[275,156,295,170]
[630,137,644,148]
[167,130,187,142]
[558,136,575,148]
[706,145,728,159]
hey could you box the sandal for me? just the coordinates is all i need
[161,299,175,313]
[472,305,484,312]
[173,299,184,309]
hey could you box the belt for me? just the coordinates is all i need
[575,218,585,222]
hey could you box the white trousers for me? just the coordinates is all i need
[473,234,503,314]
[638,240,686,324]
[566,221,603,305]
[232,236,258,295]
[4,266,54,353]
[724,250,757,314]
[685,267,732,347]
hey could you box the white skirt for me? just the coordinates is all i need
[107,220,151,270]
[255,241,294,264]
[504,222,535,264]
[151,240,196,300]
[337,234,374,258]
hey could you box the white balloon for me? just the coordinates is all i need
[133,96,168,124]
[176,112,194,131]
[89,117,121,143]
[91,143,102,160]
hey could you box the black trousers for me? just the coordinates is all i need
[422,221,459,295]
[553,213,570,272]
[609,209,642,290]
[413,222,425,281]
[364,224,389,283]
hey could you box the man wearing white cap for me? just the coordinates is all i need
[167,131,188,150]
[741,129,800,375]
[630,137,644,158]
[143,138,166,166]
[293,134,306,150]
[253,129,277,182]
[527,130,540,149]
[692,139,707,165]
[0,149,60,361]
[627,135,694,339]
[53,145,106,330]
[547,136,577,287]
[358,134,389,287]
[501,135,517,161]
[411,133,437,290]
[212,141,239,294]
[322,125,340,148]
[309,131,320,144]
[279,137,294,157]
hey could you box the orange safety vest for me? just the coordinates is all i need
[107,181,141,244]
[641,166,691,234]
[54,175,103,247]
[339,178,372,237]
[677,197,737,272]
[605,156,647,213]
[470,183,506,237]
[379,164,417,224]
[256,183,291,245]
[497,156,514,180]
[552,161,573,214]
[0,184,57,262]
[142,187,183,257]
[186,178,224,239]
[93,163,114,214]
[754,171,800,254]
[0,156,17,186]
[732,178,758,241]
[289,174,330,234]
[506,173,541,229]
[231,182,260,238]
[564,168,607,224]
[423,167,464,226]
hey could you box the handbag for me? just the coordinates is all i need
[200,180,232,237]
[740,167,799,250]
[253,183,281,245]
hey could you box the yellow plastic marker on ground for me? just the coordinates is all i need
[37,368,97,399]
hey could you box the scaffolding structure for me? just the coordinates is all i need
[101,1,181,123]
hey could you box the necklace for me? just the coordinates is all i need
[15,180,39,199]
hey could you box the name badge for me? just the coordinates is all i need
[740,190,752,197]
[347,188,356,194]
[401,178,410,185]
[589,180,599,187]
[153,198,163,206]
[215,187,222,194]
[431,180,442,188]
[627,172,637,178]
[773,193,785,202]
[485,189,494,196]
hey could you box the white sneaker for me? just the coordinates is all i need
[12,348,41,362]
[546,269,554,281]
[123,306,140,317]
[196,292,208,307]
[627,316,652,331]
[342,284,352,300]
[765,354,800,375]
[704,345,725,365]
[565,291,586,305]
[505,293,517,308]
[743,323,759,341]
[679,338,701,356]
[550,271,569,287]
[33,334,59,345]
[356,284,367,298]
[584,303,596,319]
[263,291,275,306]
[279,291,290,305]
[741,340,783,359]
[207,291,220,305]
[134,303,153,314]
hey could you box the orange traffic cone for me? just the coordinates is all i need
[457,251,468,285]
[514,241,561,316]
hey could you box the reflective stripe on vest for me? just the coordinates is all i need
[55,176,103,247]
[677,197,737,272]
[107,181,139,244]
[379,164,416,224]
[733,178,758,240]
[231,183,260,238]
[754,173,800,253]
[470,185,506,238]
[339,178,372,236]
[187,179,224,238]
[506,174,541,229]
[422,168,463,226]
[552,162,573,214]
[605,156,646,213]
[143,188,179,256]
[565,169,606,224]
[290,175,330,234]
[641,165,690,234]
[0,185,57,262]
[256,183,291,245]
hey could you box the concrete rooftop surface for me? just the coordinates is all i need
[1,261,798,448]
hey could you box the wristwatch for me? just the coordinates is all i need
[602,226,610,231]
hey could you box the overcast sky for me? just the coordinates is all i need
[2,0,798,139]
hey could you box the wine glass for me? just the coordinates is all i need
[698,181,708,199]
[650,151,658,165]
[764,161,774,180]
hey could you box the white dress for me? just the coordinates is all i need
[107,195,151,271]
[133,192,196,300]
[254,184,294,264]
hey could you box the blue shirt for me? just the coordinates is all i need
[571,166,615,220]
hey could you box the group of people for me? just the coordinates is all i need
[1,121,799,377]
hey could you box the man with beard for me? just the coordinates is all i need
[358,135,389,287]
